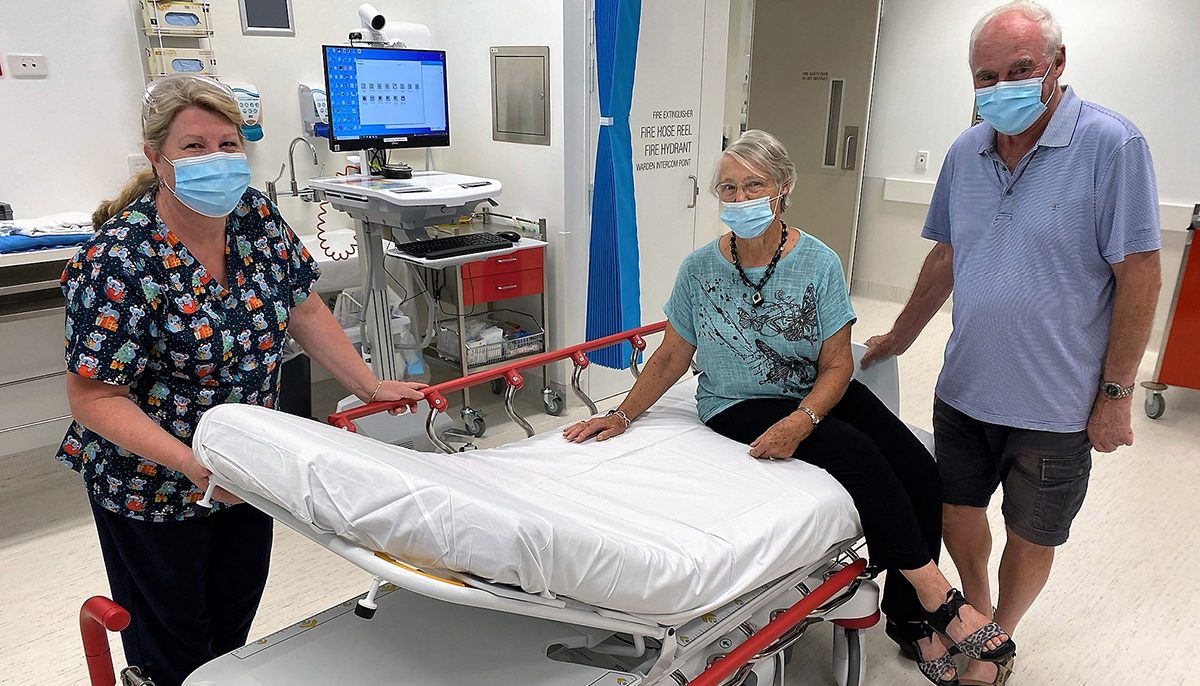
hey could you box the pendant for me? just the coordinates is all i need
[751,290,764,307]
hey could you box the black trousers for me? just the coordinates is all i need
[90,499,273,686]
[706,379,942,626]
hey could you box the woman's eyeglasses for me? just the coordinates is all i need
[715,179,773,201]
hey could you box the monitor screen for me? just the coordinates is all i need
[322,45,450,152]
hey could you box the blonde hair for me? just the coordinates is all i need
[713,129,796,211]
[92,75,244,227]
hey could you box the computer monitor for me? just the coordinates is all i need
[322,45,450,152]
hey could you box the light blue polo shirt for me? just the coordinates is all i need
[923,87,1160,432]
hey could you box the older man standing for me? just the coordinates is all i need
[861,1,1161,683]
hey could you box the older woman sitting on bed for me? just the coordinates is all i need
[565,130,1015,686]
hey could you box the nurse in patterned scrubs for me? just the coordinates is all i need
[565,130,1015,686]
[58,75,425,686]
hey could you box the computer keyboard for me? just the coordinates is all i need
[393,232,515,260]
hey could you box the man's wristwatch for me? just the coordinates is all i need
[1100,380,1135,400]
[796,406,821,427]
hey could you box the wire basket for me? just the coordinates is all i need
[437,309,544,368]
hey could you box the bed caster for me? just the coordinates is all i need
[832,626,865,686]
[356,576,383,620]
[543,388,565,416]
[1142,382,1167,419]
[491,378,505,395]
[461,407,487,437]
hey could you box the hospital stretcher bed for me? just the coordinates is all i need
[80,323,931,686]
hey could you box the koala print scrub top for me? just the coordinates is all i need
[56,188,319,521]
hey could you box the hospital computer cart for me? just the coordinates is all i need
[311,43,561,437]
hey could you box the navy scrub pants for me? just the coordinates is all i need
[90,499,273,686]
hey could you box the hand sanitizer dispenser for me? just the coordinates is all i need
[228,83,264,141]
[299,82,329,138]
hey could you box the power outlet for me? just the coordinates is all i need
[915,150,930,171]
[128,154,152,177]
[7,53,48,78]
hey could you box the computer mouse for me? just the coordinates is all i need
[496,230,521,242]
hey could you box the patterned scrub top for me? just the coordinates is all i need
[56,188,320,521]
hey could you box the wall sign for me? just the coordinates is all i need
[634,108,696,171]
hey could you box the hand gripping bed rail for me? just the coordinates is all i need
[328,321,668,439]
[79,596,131,686]
[686,558,867,686]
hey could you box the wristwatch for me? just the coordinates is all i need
[1100,380,1135,400]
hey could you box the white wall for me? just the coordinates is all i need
[0,1,433,230]
[1,0,742,449]
[854,0,1199,345]
[429,0,566,352]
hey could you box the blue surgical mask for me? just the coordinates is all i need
[720,194,782,239]
[974,60,1056,136]
[165,152,252,217]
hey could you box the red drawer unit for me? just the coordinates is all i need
[463,268,543,306]
[462,247,544,278]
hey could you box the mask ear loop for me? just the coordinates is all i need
[1039,55,1059,107]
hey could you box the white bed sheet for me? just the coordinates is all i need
[193,377,861,622]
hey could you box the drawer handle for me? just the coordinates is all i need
[495,257,519,263]
[496,284,519,291]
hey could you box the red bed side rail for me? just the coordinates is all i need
[328,321,668,431]
[80,596,131,686]
[689,558,868,686]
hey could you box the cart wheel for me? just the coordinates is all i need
[460,407,487,437]
[1145,392,1166,420]
[490,379,505,395]
[543,389,565,416]
[464,415,486,437]
[832,626,864,686]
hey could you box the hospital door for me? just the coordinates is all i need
[745,0,882,276]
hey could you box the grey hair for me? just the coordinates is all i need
[713,129,796,211]
[969,1,1062,63]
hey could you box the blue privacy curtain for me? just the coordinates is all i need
[585,0,642,369]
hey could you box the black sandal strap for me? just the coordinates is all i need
[924,588,970,636]
[923,589,1017,663]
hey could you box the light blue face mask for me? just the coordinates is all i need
[720,193,783,240]
[974,59,1056,136]
[165,152,252,218]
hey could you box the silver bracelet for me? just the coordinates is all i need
[606,409,632,428]
[796,406,821,427]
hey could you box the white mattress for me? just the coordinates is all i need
[193,378,861,622]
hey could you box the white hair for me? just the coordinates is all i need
[969,1,1062,63]
[714,129,796,211]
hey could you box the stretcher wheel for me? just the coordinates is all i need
[1145,392,1166,419]
[544,389,565,416]
[832,626,864,686]
[490,379,505,395]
